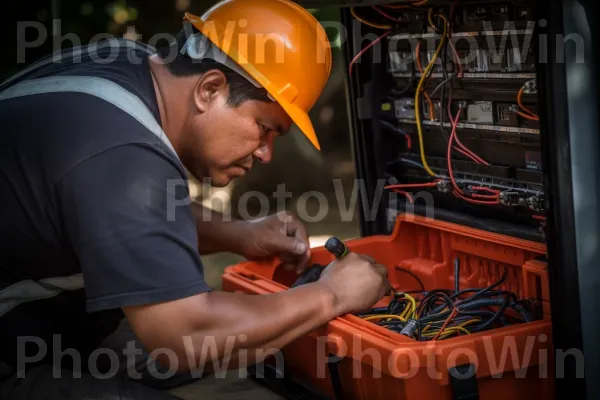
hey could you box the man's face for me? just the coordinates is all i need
[181,72,292,187]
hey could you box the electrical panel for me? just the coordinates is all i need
[347,0,545,240]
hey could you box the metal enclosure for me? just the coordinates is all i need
[338,0,600,399]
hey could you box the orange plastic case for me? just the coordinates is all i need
[222,214,554,400]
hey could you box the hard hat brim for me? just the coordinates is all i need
[183,12,321,151]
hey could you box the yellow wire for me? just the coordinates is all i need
[363,314,407,322]
[400,303,411,319]
[384,0,429,9]
[350,7,392,30]
[445,326,471,336]
[458,319,481,329]
[423,318,480,336]
[403,294,417,319]
[422,326,470,339]
[426,326,471,338]
[427,8,436,31]
[415,13,448,177]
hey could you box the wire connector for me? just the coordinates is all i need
[527,195,545,212]
[400,319,419,338]
[499,191,521,206]
[437,180,452,193]
[523,79,537,94]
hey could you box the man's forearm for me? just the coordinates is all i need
[191,202,245,255]
[184,283,338,372]
[126,282,340,374]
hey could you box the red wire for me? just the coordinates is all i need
[402,133,412,149]
[515,110,539,121]
[449,40,463,78]
[432,308,458,340]
[447,109,499,205]
[532,215,546,221]
[438,102,483,164]
[385,182,438,189]
[372,6,403,22]
[391,189,415,203]
[415,41,423,73]
[471,193,499,200]
[349,31,390,76]
[470,186,500,201]
[471,186,500,195]
[447,109,464,194]
[453,191,500,205]
[447,100,489,165]
[453,145,486,164]
[454,135,489,165]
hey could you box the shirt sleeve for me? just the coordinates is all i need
[57,143,211,313]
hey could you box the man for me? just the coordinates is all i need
[0,0,390,398]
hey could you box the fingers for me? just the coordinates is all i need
[373,263,392,295]
[292,223,311,273]
[373,263,388,278]
[276,234,310,274]
[378,270,392,295]
[281,213,311,274]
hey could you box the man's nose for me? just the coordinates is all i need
[253,142,273,164]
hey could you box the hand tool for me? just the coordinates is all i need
[291,236,347,288]
[324,236,349,259]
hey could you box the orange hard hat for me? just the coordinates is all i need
[183,0,332,150]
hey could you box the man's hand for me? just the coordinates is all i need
[124,249,390,374]
[235,211,311,274]
[192,205,310,272]
[316,252,390,315]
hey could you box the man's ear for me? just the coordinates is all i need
[193,69,228,113]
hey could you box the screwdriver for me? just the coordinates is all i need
[291,237,350,289]
[324,236,349,259]
[325,236,392,296]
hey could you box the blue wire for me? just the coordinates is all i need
[399,158,426,170]
[381,120,408,135]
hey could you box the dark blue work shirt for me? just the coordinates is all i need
[0,42,211,367]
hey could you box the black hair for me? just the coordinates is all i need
[156,25,272,107]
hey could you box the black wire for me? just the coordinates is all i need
[455,268,508,305]
[454,257,460,294]
[469,295,512,332]
[430,73,457,97]
[428,268,510,315]
[439,81,450,141]
[453,290,518,303]
[387,295,409,315]
[381,120,408,136]
[417,290,453,317]
[417,309,453,324]
[395,266,426,292]
[355,307,388,317]
[510,300,534,322]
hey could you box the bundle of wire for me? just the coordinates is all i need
[355,261,541,341]
[349,3,544,217]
